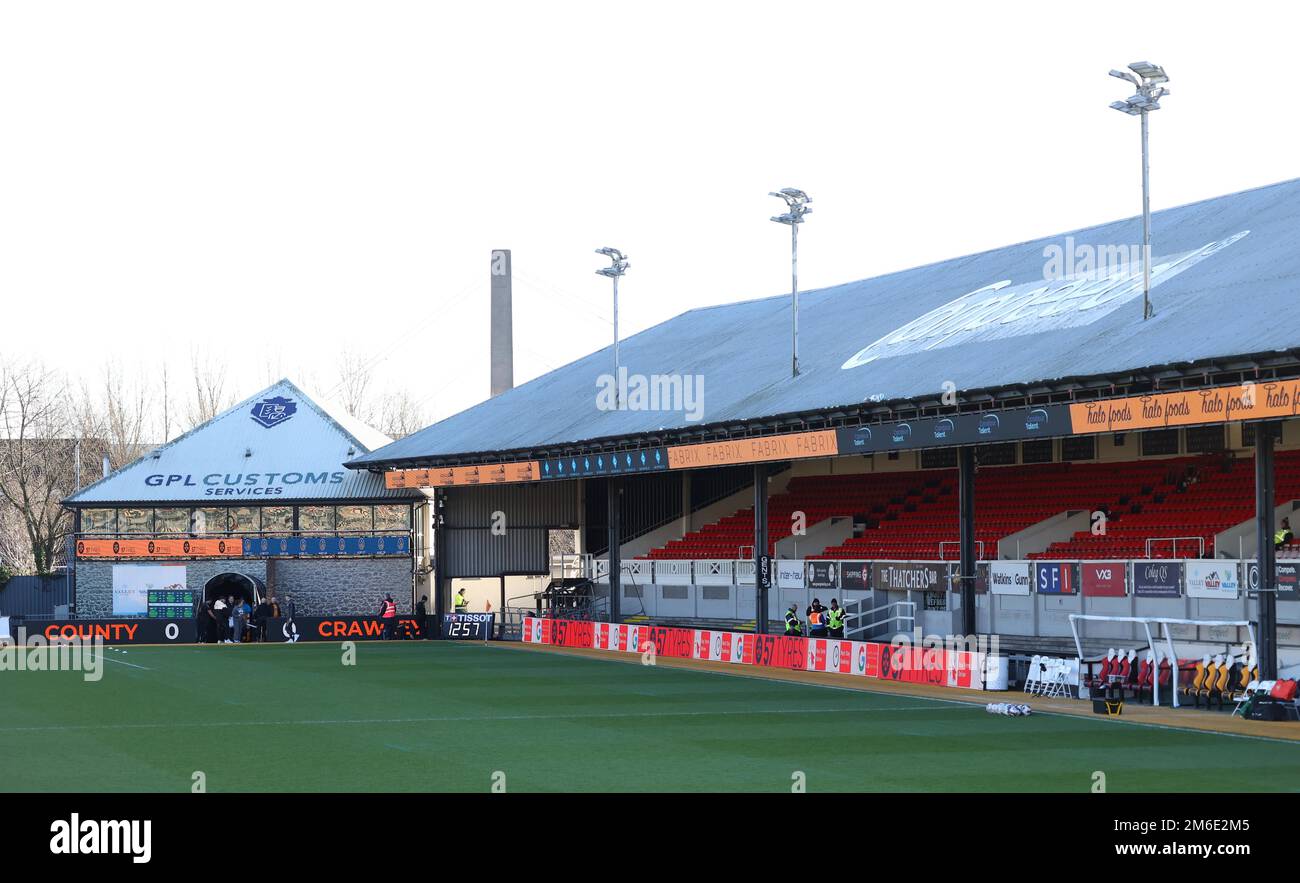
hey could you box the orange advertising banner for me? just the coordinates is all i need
[1068,380,1300,434]
[76,538,244,559]
[384,461,539,489]
[667,429,839,469]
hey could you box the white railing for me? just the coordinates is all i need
[1144,536,1205,559]
[938,541,985,561]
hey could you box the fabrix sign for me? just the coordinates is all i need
[143,470,346,497]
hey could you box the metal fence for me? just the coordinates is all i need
[0,574,71,617]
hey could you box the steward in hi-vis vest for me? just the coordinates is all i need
[827,599,847,638]
[379,594,398,640]
[1276,517,1294,550]
[454,589,468,613]
[805,599,828,637]
[784,605,803,636]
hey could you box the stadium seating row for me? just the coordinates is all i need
[645,452,1300,562]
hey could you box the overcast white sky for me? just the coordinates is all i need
[2,1,1296,432]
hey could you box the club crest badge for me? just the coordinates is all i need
[250,395,297,429]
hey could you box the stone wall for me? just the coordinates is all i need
[273,558,413,615]
[74,559,267,618]
[74,557,411,617]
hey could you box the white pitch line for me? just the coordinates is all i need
[97,652,153,671]
[0,704,952,735]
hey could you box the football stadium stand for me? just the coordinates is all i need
[643,452,1300,562]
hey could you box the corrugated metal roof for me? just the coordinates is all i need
[352,177,1300,467]
[66,379,422,505]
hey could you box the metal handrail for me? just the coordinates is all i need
[938,540,985,561]
[1144,536,1205,559]
[843,599,916,642]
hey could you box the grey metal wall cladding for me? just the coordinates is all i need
[0,575,71,617]
[444,482,579,528]
[353,177,1300,464]
[443,527,548,578]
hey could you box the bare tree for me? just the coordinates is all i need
[185,350,234,429]
[335,351,375,423]
[376,389,426,440]
[75,363,155,475]
[0,359,75,573]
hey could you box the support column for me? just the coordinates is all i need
[1255,424,1279,679]
[753,464,770,634]
[432,488,448,638]
[607,477,622,621]
[959,446,977,637]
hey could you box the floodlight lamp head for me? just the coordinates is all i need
[1128,61,1168,85]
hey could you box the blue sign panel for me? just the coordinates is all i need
[242,535,410,557]
[540,447,666,480]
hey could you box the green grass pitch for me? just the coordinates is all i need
[2,641,1298,792]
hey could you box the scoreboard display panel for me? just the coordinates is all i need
[440,613,495,640]
[147,589,194,619]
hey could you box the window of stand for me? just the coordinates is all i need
[336,505,374,532]
[298,506,336,532]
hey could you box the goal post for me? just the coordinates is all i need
[1067,614,1257,708]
